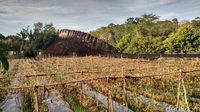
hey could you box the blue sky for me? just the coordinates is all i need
[0,0,200,35]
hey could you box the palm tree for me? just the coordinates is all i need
[17,26,30,53]
[141,13,160,23]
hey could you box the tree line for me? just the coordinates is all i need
[90,14,200,54]
[0,22,58,57]
[0,14,200,57]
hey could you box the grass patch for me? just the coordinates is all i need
[64,93,90,112]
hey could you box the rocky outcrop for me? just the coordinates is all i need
[43,29,117,56]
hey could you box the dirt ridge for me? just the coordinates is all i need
[43,29,117,56]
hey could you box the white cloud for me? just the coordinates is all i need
[0,0,199,35]
[159,0,180,5]
[159,12,179,20]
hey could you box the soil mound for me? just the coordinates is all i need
[43,29,117,56]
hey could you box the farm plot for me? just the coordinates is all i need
[0,56,199,112]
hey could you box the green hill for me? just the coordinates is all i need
[90,14,200,54]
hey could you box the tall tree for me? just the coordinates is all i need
[34,22,43,34]
[140,13,159,24]
[191,17,200,28]
[172,18,178,24]
[22,22,57,57]
[17,27,29,52]
[0,33,5,40]
[125,18,136,24]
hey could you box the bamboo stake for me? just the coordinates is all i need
[34,86,39,112]
[181,78,190,112]
[109,79,113,112]
[106,76,111,112]
[122,67,128,112]
[106,76,109,112]
[176,70,181,110]
[110,68,114,112]
[80,71,83,103]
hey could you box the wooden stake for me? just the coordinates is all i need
[34,86,39,112]
[122,67,128,112]
[80,71,83,103]
[109,79,113,112]
[181,78,190,112]
[176,70,181,110]
[106,76,110,111]
[106,76,113,112]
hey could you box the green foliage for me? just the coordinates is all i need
[21,22,58,57]
[17,26,30,52]
[91,14,200,54]
[137,13,159,24]
[191,17,200,28]
[0,33,5,40]
[0,50,9,72]
[115,34,132,53]
[23,93,34,112]
[1,14,200,55]
[0,35,22,52]
[164,26,200,54]
[91,13,177,54]
[172,18,178,24]
[125,17,137,24]
[64,93,89,112]
[125,36,164,54]
[0,22,57,57]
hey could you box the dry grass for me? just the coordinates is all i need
[0,56,200,111]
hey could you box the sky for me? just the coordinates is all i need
[0,0,200,35]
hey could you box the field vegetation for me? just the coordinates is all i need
[0,56,199,111]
